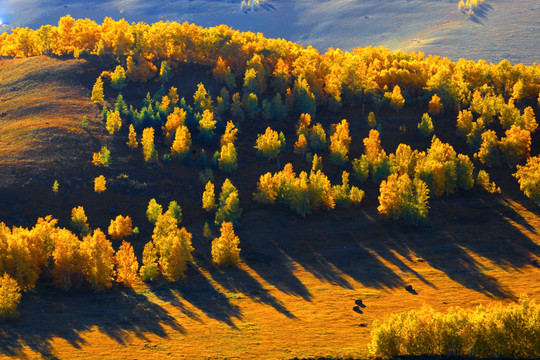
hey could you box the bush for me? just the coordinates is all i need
[369,295,540,359]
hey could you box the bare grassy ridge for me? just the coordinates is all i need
[0,56,539,359]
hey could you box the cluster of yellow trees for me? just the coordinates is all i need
[369,295,540,359]
[1,16,539,114]
[0,200,242,319]
[253,163,364,216]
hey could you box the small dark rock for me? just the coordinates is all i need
[358,323,368,327]
[353,305,363,314]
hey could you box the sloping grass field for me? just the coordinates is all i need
[0,56,539,360]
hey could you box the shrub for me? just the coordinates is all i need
[369,295,540,359]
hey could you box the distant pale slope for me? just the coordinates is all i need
[2,0,539,64]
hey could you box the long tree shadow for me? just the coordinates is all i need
[0,287,183,358]
[170,267,243,328]
[240,190,539,300]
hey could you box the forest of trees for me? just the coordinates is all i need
[0,19,539,358]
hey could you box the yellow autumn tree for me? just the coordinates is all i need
[171,125,191,159]
[163,107,186,143]
[108,215,133,240]
[91,76,104,103]
[0,273,22,320]
[428,94,443,115]
[255,127,282,160]
[115,240,139,287]
[202,181,217,211]
[127,124,138,148]
[141,127,158,162]
[94,175,106,193]
[221,120,238,147]
[81,229,116,291]
[51,228,85,290]
[329,119,351,165]
[212,222,241,266]
[70,206,90,235]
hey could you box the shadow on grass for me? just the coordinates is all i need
[0,287,183,358]
[239,190,540,300]
[164,266,243,328]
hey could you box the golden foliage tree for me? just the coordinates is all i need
[94,175,106,193]
[500,125,531,167]
[329,119,351,165]
[418,113,434,137]
[378,173,430,225]
[221,120,238,147]
[127,124,139,148]
[0,273,21,320]
[139,241,159,282]
[142,127,158,162]
[115,240,139,287]
[70,206,90,236]
[171,125,191,159]
[428,94,443,115]
[514,155,540,206]
[202,181,217,211]
[108,215,133,240]
[255,127,283,160]
[218,143,238,172]
[212,222,241,266]
[80,229,115,291]
[163,107,187,143]
[146,199,163,224]
[215,179,242,226]
[51,228,85,290]
[91,76,104,103]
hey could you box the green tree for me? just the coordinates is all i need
[215,179,242,226]
[418,113,434,137]
[476,130,500,167]
[159,60,172,83]
[218,143,238,172]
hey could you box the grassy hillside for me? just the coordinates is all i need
[0,55,539,359]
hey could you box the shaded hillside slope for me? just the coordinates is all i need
[0,56,104,186]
